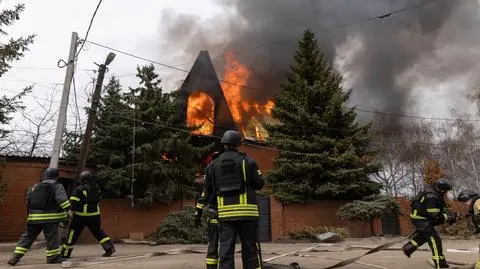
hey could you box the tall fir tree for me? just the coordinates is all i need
[121,65,205,205]
[266,29,381,203]
[88,76,134,197]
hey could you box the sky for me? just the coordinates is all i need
[1,0,480,156]
[0,0,222,152]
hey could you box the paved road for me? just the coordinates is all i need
[0,238,477,268]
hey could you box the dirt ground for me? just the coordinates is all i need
[0,238,478,269]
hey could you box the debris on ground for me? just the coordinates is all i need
[316,232,344,243]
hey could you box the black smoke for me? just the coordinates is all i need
[159,0,480,116]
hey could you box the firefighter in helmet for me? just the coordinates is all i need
[8,167,71,266]
[194,150,222,269]
[60,171,115,259]
[402,178,456,268]
[205,130,265,269]
[457,189,480,269]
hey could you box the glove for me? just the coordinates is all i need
[194,209,202,226]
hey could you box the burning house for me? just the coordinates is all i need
[177,50,274,142]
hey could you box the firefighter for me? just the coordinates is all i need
[7,167,72,266]
[205,130,265,269]
[401,178,456,268]
[457,189,480,269]
[60,171,115,259]
[195,151,222,269]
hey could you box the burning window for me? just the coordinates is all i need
[187,91,215,135]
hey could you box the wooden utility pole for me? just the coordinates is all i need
[74,52,116,185]
[50,32,78,169]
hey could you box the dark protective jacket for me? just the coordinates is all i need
[206,148,265,221]
[69,182,102,216]
[27,179,71,224]
[410,185,452,226]
[195,160,218,224]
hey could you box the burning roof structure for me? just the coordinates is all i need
[177,50,274,141]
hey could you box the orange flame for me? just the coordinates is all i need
[220,52,275,141]
[186,91,215,135]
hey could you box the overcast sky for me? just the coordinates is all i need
[2,0,480,156]
[1,0,221,133]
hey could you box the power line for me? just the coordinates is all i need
[75,0,104,60]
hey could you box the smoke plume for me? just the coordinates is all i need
[160,0,480,117]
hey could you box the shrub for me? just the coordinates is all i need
[288,226,350,242]
[150,207,207,244]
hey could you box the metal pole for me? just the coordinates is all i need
[50,32,78,169]
[74,62,107,183]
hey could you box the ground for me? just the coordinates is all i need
[0,238,478,269]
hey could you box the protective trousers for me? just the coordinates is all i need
[61,215,113,258]
[403,224,446,268]
[476,243,480,269]
[206,219,219,269]
[218,220,261,269]
[12,223,61,263]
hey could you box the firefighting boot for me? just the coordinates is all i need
[7,254,21,266]
[432,258,450,268]
[402,241,417,258]
[102,246,116,257]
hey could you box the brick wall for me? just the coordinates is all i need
[270,197,382,239]
[0,159,78,242]
[77,199,195,243]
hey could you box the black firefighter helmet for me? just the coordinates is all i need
[433,178,453,193]
[457,189,479,202]
[44,167,59,180]
[221,130,242,146]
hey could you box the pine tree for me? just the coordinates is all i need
[266,29,381,203]
[88,76,134,197]
[124,65,206,205]
[0,4,35,142]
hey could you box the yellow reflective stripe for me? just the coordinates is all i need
[427,208,441,213]
[240,160,247,204]
[218,204,258,210]
[430,236,440,265]
[196,203,205,209]
[60,200,71,209]
[82,190,87,196]
[219,211,259,217]
[443,214,448,221]
[68,230,75,244]
[14,247,28,254]
[46,248,60,256]
[410,239,418,247]
[217,196,224,207]
[410,210,427,220]
[206,258,218,265]
[28,212,67,221]
[99,237,111,244]
[62,244,72,250]
[201,192,206,198]
[208,218,219,224]
[420,196,425,203]
[70,196,81,202]
[74,211,100,216]
[475,260,480,269]
[256,242,262,269]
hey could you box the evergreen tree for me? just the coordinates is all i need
[266,29,381,203]
[89,76,134,198]
[86,67,206,205]
[125,65,205,204]
[0,4,34,142]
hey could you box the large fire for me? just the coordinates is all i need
[220,52,274,141]
[186,91,215,135]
